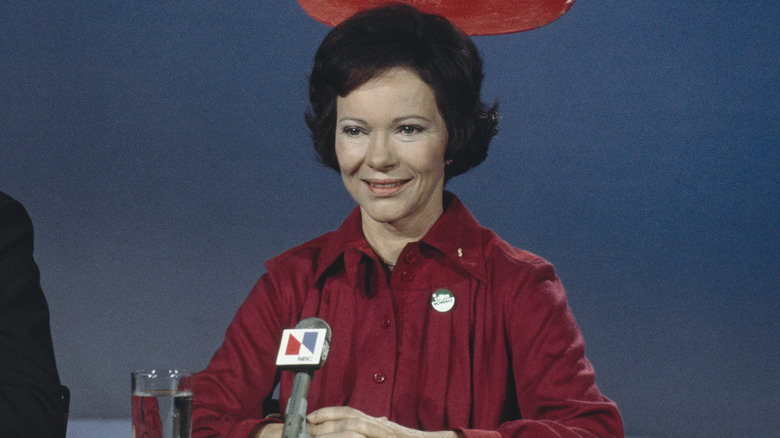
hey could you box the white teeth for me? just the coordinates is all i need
[369,182,403,188]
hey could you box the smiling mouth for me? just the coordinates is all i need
[364,179,411,194]
[368,181,407,188]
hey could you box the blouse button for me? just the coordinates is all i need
[373,372,386,384]
[380,317,391,329]
[401,271,414,282]
[404,252,418,264]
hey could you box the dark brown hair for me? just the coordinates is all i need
[306,4,499,181]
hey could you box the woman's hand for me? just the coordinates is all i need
[307,407,395,438]
[307,407,459,438]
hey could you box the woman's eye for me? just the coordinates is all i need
[343,127,362,136]
[400,125,422,135]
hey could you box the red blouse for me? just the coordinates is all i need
[193,193,623,438]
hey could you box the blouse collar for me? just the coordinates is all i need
[313,192,488,284]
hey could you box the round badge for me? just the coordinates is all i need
[430,289,455,313]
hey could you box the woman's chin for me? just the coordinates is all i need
[360,203,406,225]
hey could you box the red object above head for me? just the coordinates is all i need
[296,0,576,35]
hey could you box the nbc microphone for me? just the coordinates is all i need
[276,317,332,438]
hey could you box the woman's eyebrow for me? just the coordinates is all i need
[392,115,431,124]
[337,117,367,124]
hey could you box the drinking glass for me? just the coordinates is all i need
[132,369,193,438]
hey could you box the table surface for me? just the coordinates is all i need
[68,418,130,437]
[67,418,648,438]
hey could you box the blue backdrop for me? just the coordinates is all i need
[1,1,777,437]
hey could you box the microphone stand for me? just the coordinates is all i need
[282,370,314,438]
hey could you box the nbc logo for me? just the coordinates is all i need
[285,331,320,356]
[276,328,328,368]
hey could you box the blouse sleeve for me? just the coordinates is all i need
[462,258,624,438]
[192,273,287,438]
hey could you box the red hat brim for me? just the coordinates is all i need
[296,0,576,35]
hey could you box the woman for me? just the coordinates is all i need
[193,5,623,438]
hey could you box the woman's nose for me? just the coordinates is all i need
[365,133,397,170]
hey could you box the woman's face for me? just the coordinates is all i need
[335,67,449,232]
